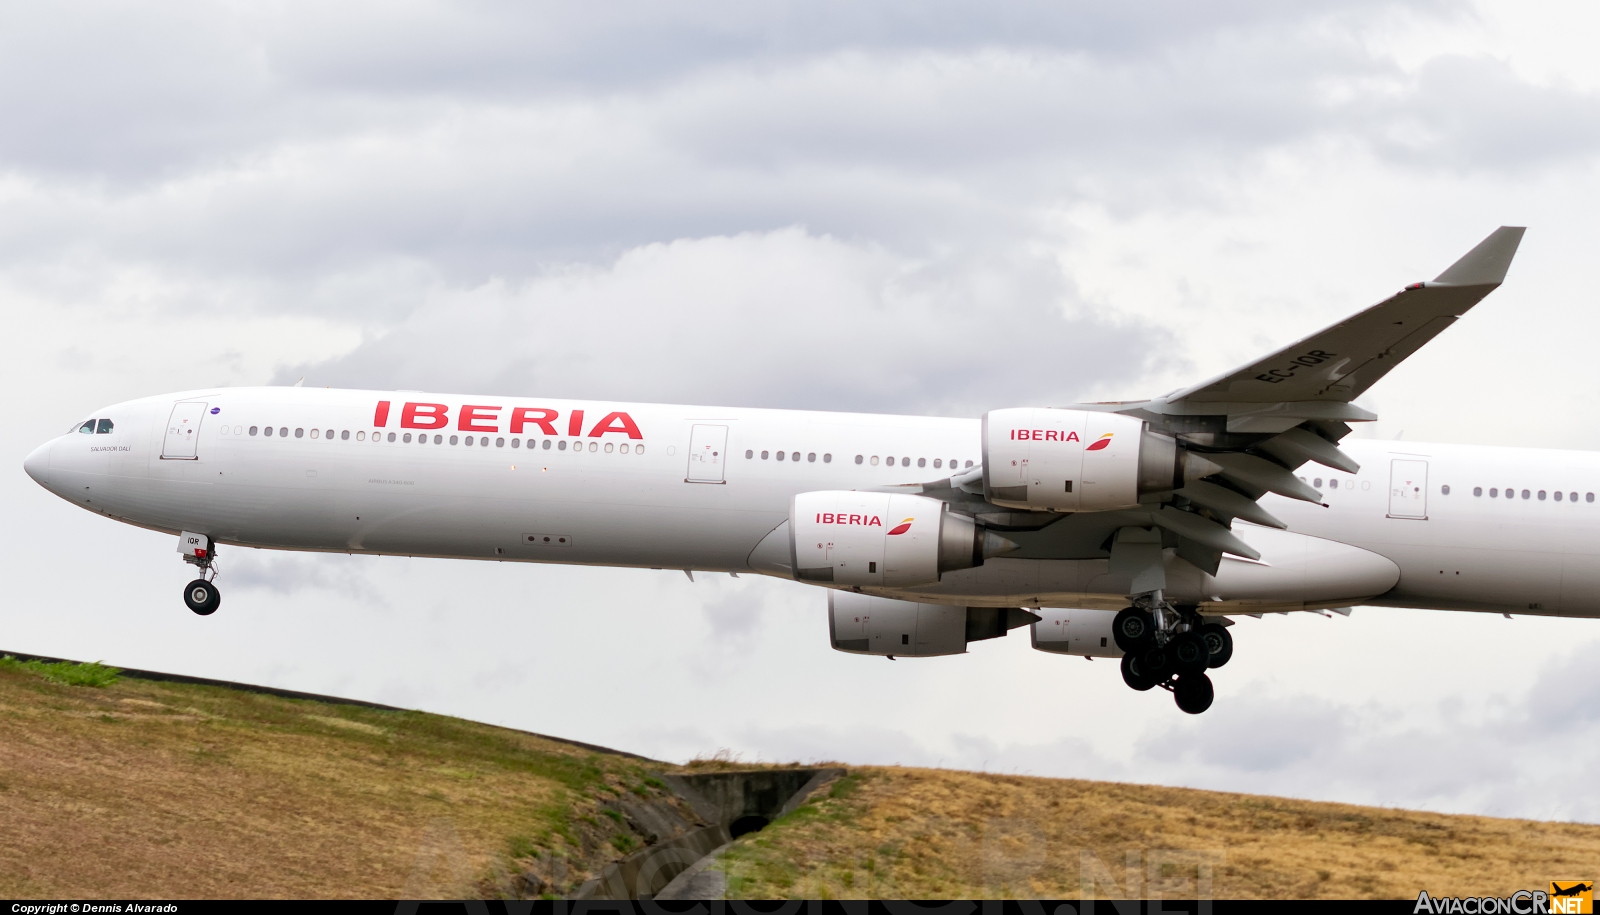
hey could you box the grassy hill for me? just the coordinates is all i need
[2,654,1596,900]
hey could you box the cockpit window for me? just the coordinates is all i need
[96,418,114,434]
[78,420,95,434]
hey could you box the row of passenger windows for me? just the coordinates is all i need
[223,425,644,454]
[743,450,976,469]
[76,419,114,434]
[1452,485,1594,502]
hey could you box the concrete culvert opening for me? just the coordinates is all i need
[729,815,768,838]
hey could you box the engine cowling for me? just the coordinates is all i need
[981,407,1219,512]
[790,491,1015,587]
[829,591,1038,657]
[1030,608,1123,658]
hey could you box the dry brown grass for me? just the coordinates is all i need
[715,767,1600,899]
[0,661,681,898]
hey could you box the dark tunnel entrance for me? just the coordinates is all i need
[729,815,769,838]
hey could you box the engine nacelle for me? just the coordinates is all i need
[1030,608,1123,658]
[982,408,1218,512]
[829,591,1037,657]
[790,491,1014,587]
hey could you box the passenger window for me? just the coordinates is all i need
[886,456,894,466]
[1328,479,1338,489]
[250,426,259,436]
[79,420,95,434]
[403,433,412,443]
[824,454,832,463]
[311,429,320,439]
[1441,485,1450,495]
[1489,488,1496,497]
[1522,489,1530,499]
[280,427,288,437]
[543,439,552,450]
[934,458,943,468]
[746,450,753,459]
[1473,487,1481,496]
[1572,492,1580,502]
[762,451,770,460]
[871,456,880,466]
[512,438,521,448]
[855,455,863,464]
[589,442,597,452]
[776,451,785,461]
[97,419,114,434]
[636,445,645,455]
[558,440,567,450]
[808,453,816,462]
[1588,493,1595,503]
[792,452,800,462]
[917,458,926,468]
[296,428,304,438]
[620,443,629,453]
[497,437,506,448]
[604,442,613,453]
[1555,491,1563,501]
[265,427,275,437]
[1314,478,1323,488]
[965,460,973,468]
[449,435,459,445]
[326,429,334,439]
[387,432,395,442]
[356,431,364,441]
[1538,490,1547,500]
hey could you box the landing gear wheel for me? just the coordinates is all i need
[1173,673,1215,714]
[1140,644,1173,680]
[184,579,220,616]
[1199,623,1233,668]
[1120,653,1158,691]
[1170,631,1209,675]
[1112,607,1155,652]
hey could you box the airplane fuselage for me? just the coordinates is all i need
[25,386,1600,619]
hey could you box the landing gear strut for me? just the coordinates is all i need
[1114,592,1228,714]
[178,531,221,616]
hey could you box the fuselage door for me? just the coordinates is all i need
[685,424,728,483]
[1387,458,1428,519]
[162,402,207,460]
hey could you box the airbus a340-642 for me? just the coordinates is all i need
[27,227,1569,714]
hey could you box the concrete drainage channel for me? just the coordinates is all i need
[575,767,844,900]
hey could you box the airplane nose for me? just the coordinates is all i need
[23,440,51,487]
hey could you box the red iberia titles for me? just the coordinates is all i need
[817,513,883,526]
[1011,429,1080,442]
[377,400,644,439]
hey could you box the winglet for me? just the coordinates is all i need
[1432,226,1525,286]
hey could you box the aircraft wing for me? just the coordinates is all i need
[1149,226,1524,432]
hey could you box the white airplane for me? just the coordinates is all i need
[26,227,1562,714]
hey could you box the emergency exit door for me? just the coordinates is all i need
[161,402,207,460]
[685,424,728,483]
[1388,458,1429,519]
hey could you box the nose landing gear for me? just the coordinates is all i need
[178,530,221,616]
[1115,592,1229,714]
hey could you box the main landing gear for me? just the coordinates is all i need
[178,531,221,616]
[1114,594,1231,715]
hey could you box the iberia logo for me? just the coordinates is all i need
[1086,433,1114,452]
[887,517,914,536]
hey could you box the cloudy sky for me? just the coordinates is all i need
[6,0,1600,825]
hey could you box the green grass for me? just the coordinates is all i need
[0,656,120,688]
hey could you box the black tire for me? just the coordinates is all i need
[1173,673,1215,714]
[1199,623,1233,668]
[1120,653,1157,691]
[1170,631,1209,675]
[1112,607,1155,652]
[1140,644,1173,680]
[183,579,220,616]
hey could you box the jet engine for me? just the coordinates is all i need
[829,591,1038,657]
[1030,608,1123,658]
[790,491,1016,587]
[982,408,1220,512]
